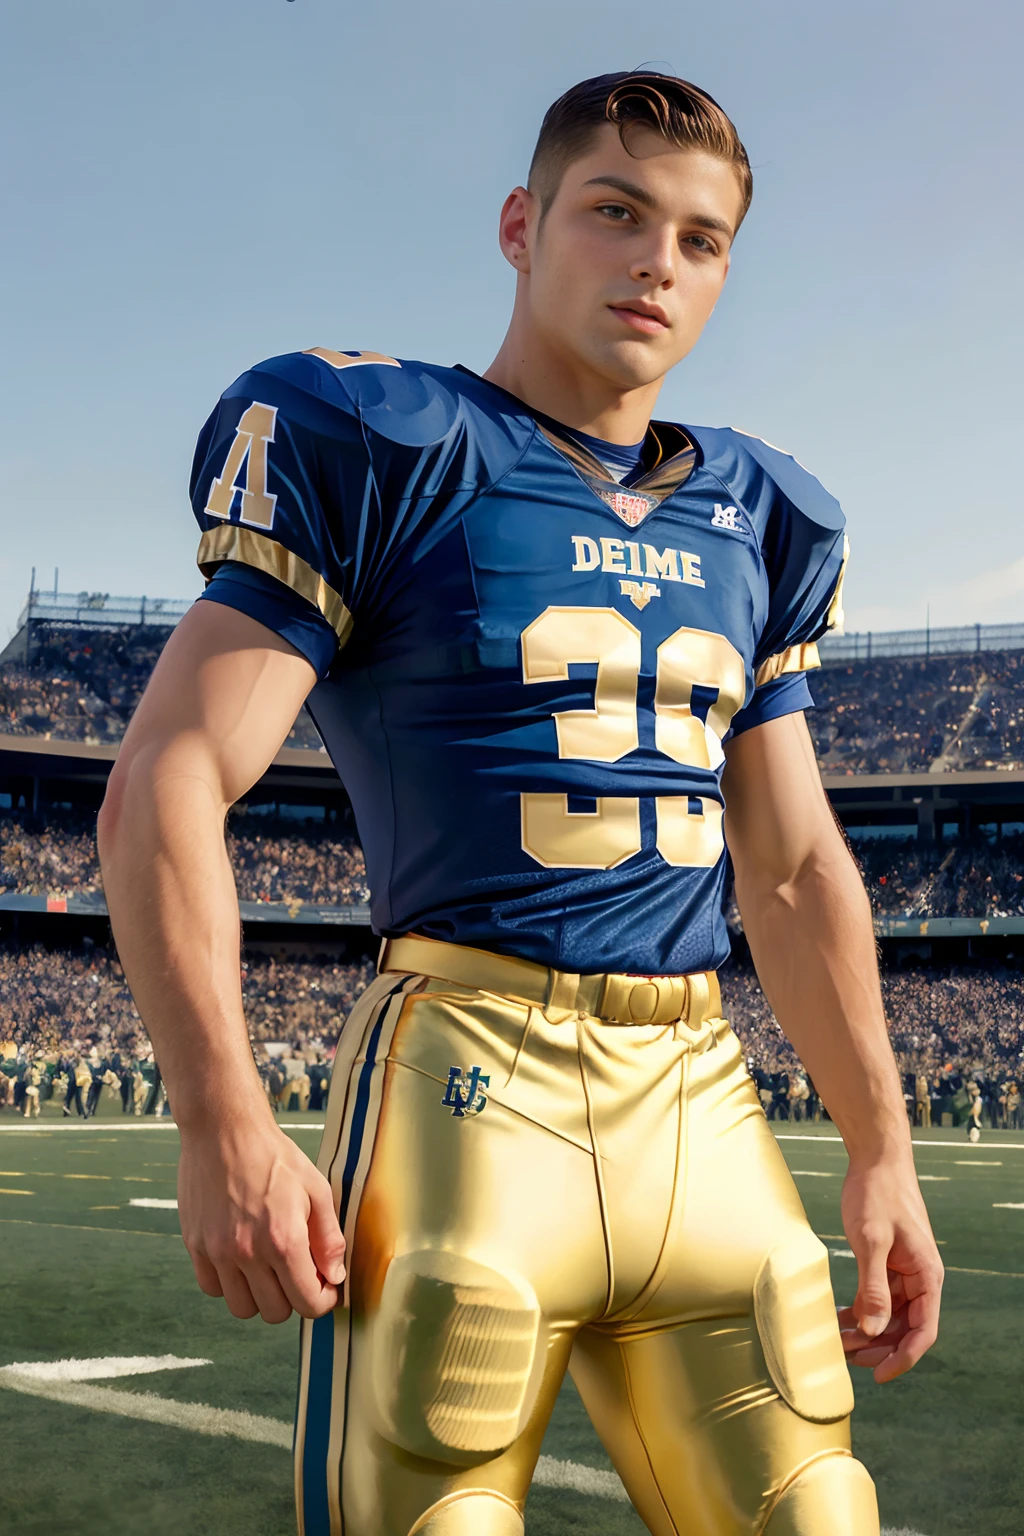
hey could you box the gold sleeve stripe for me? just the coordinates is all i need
[196,525,353,648]
[825,533,850,635]
[754,642,821,689]
[753,534,848,687]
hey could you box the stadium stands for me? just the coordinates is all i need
[0,806,370,905]
[6,803,1023,920]
[809,650,1024,773]
[2,601,1024,772]
[0,625,322,750]
[0,590,1021,1095]
[722,961,1024,1081]
[852,834,1024,918]
[0,943,376,1061]
[1,943,1019,1127]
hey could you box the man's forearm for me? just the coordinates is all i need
[98,751,271,1133]
[736,846,910,1163]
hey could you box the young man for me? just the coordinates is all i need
[98,71,943,1536]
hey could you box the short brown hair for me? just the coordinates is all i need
[528,70,752,227]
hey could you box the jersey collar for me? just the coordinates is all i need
[453,363,698,530]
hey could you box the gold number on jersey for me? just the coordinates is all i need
[520,607,744,870]
[521,608,642,869]
[654,626,745,772]
[204,401,279,530]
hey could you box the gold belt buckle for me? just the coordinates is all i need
[598,973,688,1026]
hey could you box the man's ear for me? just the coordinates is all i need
[497,186,535,275]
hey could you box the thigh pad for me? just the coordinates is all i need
[371,1250,545,1466]
[753,1228,854,1424]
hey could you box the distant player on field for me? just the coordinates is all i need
[98,70,943,1536]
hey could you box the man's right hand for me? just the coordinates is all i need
[178,1117,346,1324]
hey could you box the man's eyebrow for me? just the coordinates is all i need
[583,175,658,208]
[581,175,734,237]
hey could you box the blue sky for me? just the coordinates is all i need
[2,0,1021,643]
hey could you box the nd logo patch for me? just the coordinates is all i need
[441,1064,490,1118]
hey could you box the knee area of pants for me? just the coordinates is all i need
[764,1454,878,1535]
[406,1490,524,1536]
[753,1228,854,1423]
[371,1250,545,1466]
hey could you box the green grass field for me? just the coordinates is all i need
[1,1101,1022,1535]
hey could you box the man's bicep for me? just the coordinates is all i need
[117,599,318,807]
[723,710,837,882]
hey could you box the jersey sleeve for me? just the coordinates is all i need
[198,562,339,680]
[188,348,463,669]
[716,430,848,737]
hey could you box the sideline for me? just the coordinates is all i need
[775,1134,1024,1151]
[0,1122,179,1133]
[0,1120,324,1133]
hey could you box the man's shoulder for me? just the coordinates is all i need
[677,421,845,535]
[227,350,532,456]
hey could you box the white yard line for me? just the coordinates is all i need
[1,1355,210,1383]
[532,1454,629,1501]
[0,1372,293,1447]
[0,1357,928,1528]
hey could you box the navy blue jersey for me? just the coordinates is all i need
[190,348,847,975]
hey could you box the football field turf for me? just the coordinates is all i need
[1,1105,1022,1535]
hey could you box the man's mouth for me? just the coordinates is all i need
[608,303,670,334]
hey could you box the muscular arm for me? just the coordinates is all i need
[97,599,346,1323]
[722,709,943,1382]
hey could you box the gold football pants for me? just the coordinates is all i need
[295,935,878,1536]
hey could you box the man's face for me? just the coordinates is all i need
[517,123,744,390]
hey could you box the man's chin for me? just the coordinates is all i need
[588,342,676,392]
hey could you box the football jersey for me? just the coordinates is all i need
[190,348,847,975]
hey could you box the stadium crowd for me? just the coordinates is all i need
[0,806,371,906]
[0,624,322,750]
[3,622,1024,774]
[0,942,375,1119]
[1,619,1023,1129]
[721,963,1024,1130]
[8,804,1024,919]
[809,648,1024,773]
[853,834,1024,918]
[0,941,1020,1133]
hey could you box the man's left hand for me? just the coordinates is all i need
[837,1157,944,1383]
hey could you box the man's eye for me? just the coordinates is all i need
[597,204,633,222]
[685,234,716,253]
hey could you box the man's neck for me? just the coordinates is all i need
[483,326,664,445]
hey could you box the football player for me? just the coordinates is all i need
[98,70,943,1536]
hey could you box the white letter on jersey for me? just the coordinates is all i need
[204,401,279,530]
[571,536,600,572]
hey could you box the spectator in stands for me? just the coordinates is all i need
[915,1072,931,1127]
[1008,1081,1022,1131]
